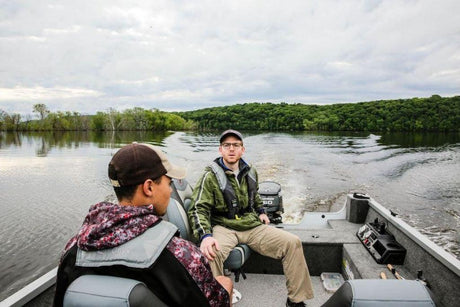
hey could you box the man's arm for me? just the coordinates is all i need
[187,171,216,242]
[258,213,270,224]
[188,171,223,260]
[256,192,270,224]
[252,168,270,224]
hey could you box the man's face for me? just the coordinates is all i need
[151,175,172,215]
[219,135,245,165]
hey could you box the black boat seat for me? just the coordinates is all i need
[167,179,252,282]
[322,279,436,307]
[63,275,167,307]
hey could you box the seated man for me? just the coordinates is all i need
[53,143,232,307]
[188,130,314,307]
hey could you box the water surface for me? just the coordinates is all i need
[0,131,459,300]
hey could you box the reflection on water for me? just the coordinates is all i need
[379,132,460,148]
[0,130,174,153]
[0,131,459,301]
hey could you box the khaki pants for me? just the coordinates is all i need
[211,224,314,302]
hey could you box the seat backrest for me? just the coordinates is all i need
[167,179,195,241]
[63,275,167,307]
[171,178,193,208]
[165,197,194,242]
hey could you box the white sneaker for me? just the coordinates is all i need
[232,289,242,304]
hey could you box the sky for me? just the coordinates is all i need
[1,0,459,116]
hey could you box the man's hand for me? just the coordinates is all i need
[259,213,270,224]
[200,236,220,261]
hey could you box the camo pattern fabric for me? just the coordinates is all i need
[62,202,229,306]
[166,236,230,307]
[63,202,160,253]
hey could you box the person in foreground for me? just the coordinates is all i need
[188,130,314,307]
[53,142,232,307]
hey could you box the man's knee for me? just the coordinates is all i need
[214,248,228,263]
[208,247,229,272]
[285,233,302,251]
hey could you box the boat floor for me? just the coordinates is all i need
[234,274,332,307]
[22,275,332,307]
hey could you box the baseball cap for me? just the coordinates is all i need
[219,129,243,144]
[108,142,186,187]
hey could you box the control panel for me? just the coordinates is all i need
[357,218,406,264]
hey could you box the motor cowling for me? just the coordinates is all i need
[259,181,284,224]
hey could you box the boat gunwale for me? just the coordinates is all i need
[367,197,460,277]
[1,267,57,307]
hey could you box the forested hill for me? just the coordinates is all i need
[1,95,458,132]
[178,95,459,132]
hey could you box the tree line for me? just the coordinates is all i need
[178,95,459,132]
[0,104,195,131]
[1,95,458,132]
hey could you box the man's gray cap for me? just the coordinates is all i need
[219,129,243,143]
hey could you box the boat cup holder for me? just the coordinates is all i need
[357,218,407,264]
[347,193,370,223]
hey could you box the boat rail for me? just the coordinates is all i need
[367,197,460,277]
[1,268,57,307]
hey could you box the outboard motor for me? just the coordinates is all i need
[259,181,284,224]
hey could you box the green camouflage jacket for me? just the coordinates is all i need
[187,158,265,242]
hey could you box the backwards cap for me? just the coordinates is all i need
[108,143,186,187]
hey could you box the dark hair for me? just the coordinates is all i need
[113,176,162,201]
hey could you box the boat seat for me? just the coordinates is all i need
[167,179,252,282]
[322,279,436,307]
[63,275,167,307]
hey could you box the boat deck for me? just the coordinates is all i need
[23,275,332,307]
[235,274,332,307]
[8,195,460,307]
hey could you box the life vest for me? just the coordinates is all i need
[76,221,178,268]
[208,161,257,219]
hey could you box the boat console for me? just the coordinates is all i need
[357,218,407,265]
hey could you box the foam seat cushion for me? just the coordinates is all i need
[323,279,435,307]
[63,275,167,307]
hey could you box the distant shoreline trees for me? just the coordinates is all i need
[0,95,458,132]
[179,95,459,132]
[0,106,196,132]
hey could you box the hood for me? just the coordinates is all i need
[63,202,160,254]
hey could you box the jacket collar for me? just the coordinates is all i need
[216,157,250,174]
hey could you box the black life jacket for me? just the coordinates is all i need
[209,160,257,219]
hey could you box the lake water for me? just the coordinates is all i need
[0,130,459,300]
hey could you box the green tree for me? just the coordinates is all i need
[179,96,459,132]
[91,112,107,131]
[33,103,50,120]
[107,108,122,130]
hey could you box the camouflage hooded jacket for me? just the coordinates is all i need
[188,158,266,242]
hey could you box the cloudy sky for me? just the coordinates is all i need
[1,0,459,116]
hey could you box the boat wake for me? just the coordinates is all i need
[418,225,460,259]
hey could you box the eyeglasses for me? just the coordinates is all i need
[221,142,243,149]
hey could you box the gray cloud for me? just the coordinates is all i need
[1,0,459,115]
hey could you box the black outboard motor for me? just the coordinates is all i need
[259,181,284,224]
